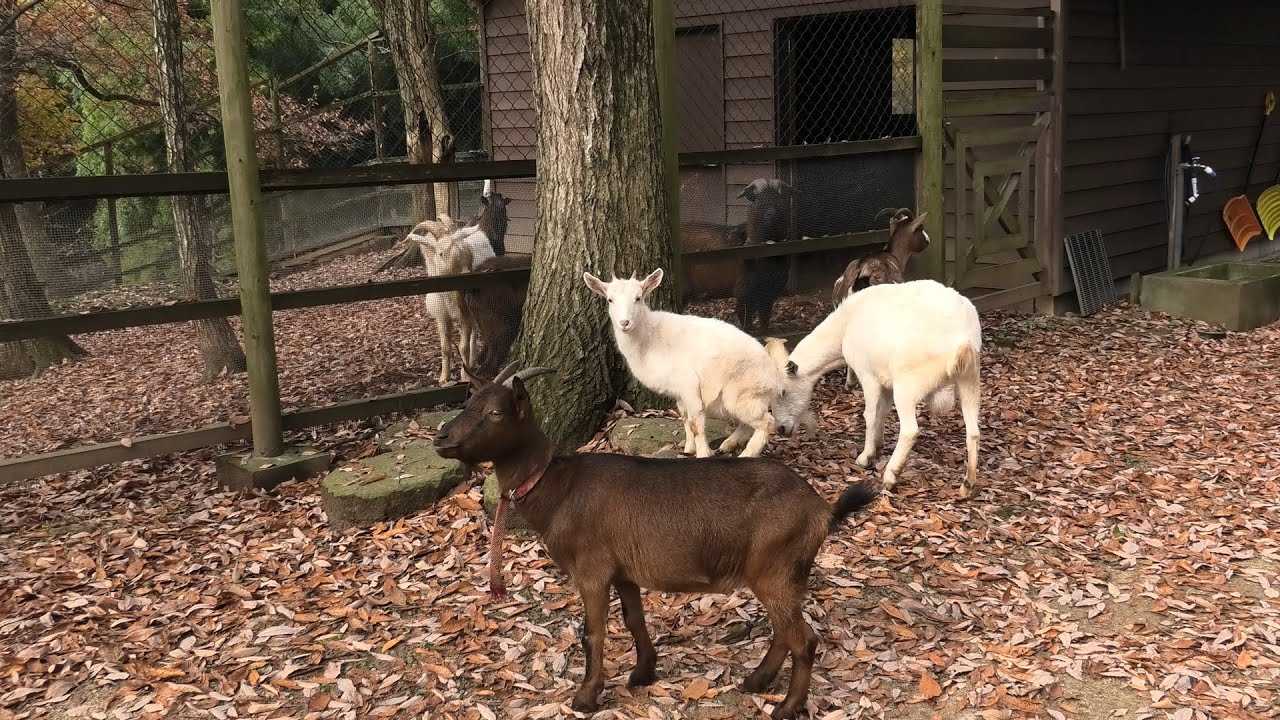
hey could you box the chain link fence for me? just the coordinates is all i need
[2,0,928,464]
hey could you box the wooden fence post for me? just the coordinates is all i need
[103,142,122,285]
[368,38,386,160]
[652,0,682,310]
[916,0,945,283]
[211,0,284,457]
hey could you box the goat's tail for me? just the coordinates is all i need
[947,341,979,379]
[828,480,880,534]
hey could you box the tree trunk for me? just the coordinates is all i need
[152,0,245,381]
[0,12,85,380]
[372,0,454,224]
[516,0,676,451]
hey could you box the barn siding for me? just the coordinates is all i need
[480,0,918,250]
[1062,0,1280,287]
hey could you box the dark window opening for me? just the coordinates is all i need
[775,7,918,145]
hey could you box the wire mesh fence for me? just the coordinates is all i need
[1,0,931,469]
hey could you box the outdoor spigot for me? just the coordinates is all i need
[1180,156,1215,205]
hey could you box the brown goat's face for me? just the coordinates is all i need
[433,377,534,464]
[889,210,930,254]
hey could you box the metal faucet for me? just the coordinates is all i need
[1180,156,1216,205]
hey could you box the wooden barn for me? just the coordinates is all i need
[473,0,1280,312]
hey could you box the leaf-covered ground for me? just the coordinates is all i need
[2,257,1279,719]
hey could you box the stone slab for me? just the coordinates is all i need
[216,446,333,492]
[1140,261,1280,332]
[380,410,462,450]
[321,445,468,531]
[609,416,731,457]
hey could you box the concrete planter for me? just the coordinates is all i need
[1139,262,1280,332]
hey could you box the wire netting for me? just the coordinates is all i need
[1,0,928,462]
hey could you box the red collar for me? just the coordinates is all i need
[503,461,548,503]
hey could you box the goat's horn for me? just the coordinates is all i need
[491,361,521,387]
[505,366,557,387]
[482,179,492,196]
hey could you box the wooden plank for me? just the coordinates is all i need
[0,385,469,483]
[679,136,922,167]
[654,0,682,309]
[943,25,1053,49]
[945,5,1050,17]
[976,231,1029,255]
[0,160,540,203]
[957,124,1043,148]
[944,59,1052,83]
[945,91,1050,116]
[960,257,1041,289]
[0,232,888,342]
[918,0,946,283]
[975,156,1033,178]
[970,281,1043,311]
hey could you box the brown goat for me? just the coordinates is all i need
[472,181,511,256]
[832,208,930,306]
[462,254,531,378]
[433,363,879,719]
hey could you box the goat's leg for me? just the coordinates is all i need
[570,581,610,712]
[676,399,696,456]
[855,382,890,469]
[738,413,774,458]
[718,423,752,454]
[434,314,453,386]
[957,377,981,499]
[455,319,474,384]
[844,366,856,391]
[684,398,714,458]
[614,581,657,686]
[882,386,923,490]
[746,578,817,720]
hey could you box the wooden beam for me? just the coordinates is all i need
[944,60,1053,83]
[212,0,283,457]
[960,258,1041,290]
[0,385,468,483]
[1040,1,1068,300]
[0,232,886,342]
[653,0,682,310]
[0,138,923,204]
[945,91,1050,118]
[917,0,945,283]
[944,5,1049,16]
[970,281,1043,311]
[942,25,1053,50]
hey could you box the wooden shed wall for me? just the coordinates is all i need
[479,0,916,252]
[1062,0,1280,289]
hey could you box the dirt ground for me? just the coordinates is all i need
[2,257,1279,719]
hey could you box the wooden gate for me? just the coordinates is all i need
[940,4,1057,311]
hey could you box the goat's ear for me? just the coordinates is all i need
[583,272,608,298]
[785,360,799,377]
[911,211,929,228]
[737,179,765,201]
[501,196,511,207]
[640,268,664,297]
[509,376,533,419]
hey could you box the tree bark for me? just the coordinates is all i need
[372,0,454,226]
[516,0,676,451]
[0,0,71,295]
[0,7,84,380]
[152,0,245,381]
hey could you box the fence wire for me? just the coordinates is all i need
[1,0,927,464]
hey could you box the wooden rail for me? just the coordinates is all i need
[0,138,920,204]
[0,229,888,481]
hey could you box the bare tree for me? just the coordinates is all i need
[371,0,455,270]
[514,0,677,449]
[152,0,245,380]
[0,0,84,380]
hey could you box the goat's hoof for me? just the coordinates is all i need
[854,453,874,469]
[881,470,898,489]
[958,482,974,500]
[770,702,802,720]
[627,664,657,687]
[741,671,774,694]
[569,691,600,713]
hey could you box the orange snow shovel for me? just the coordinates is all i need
[1223,91,1274,252]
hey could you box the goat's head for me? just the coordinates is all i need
[881,207,930,254]
[762,338,819,438]
[738,178,798,244]
[583,268,663,335]
[434,362,557,464]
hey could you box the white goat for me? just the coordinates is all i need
[583,268,815,458]
[782,279,982,497]
[407,215,475,386]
